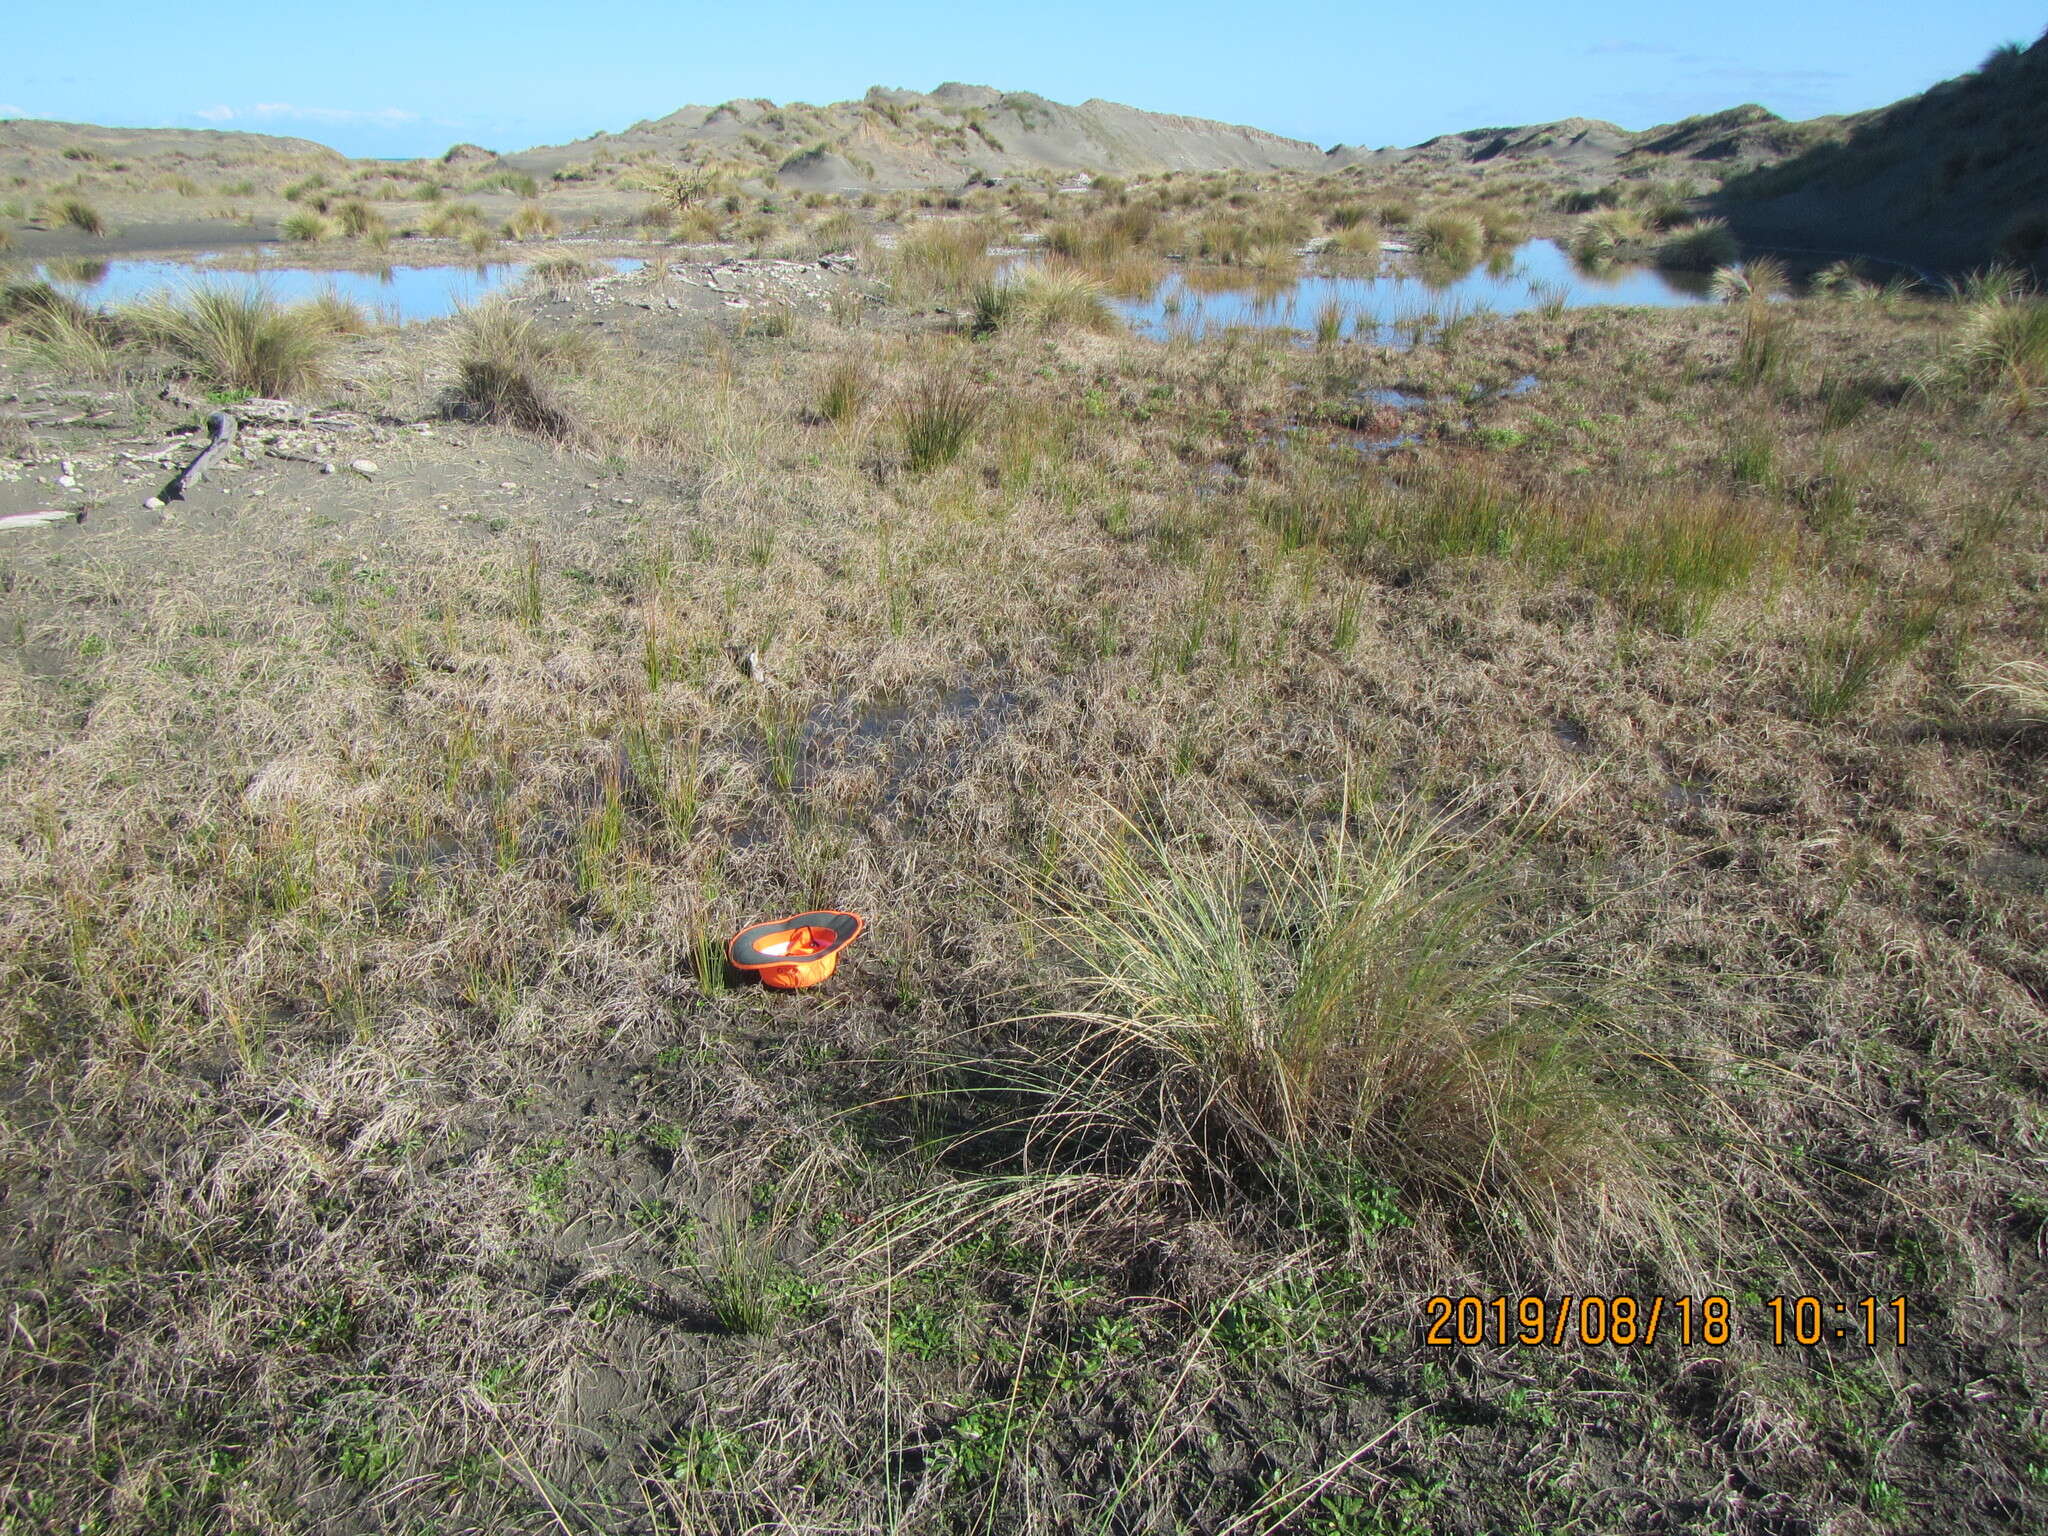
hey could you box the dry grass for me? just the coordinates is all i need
[446,301,594,436]
[504,200,561,241]
[1967,657,2048,722]
[42,194,105,235]
[889,217,996,300]
[1,183,2044,1535]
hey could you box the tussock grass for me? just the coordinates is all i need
[471,169,540,199]
[302,290,373,336]
[0,279,123,375]
[814,359,869,423]
[890,218,995,300]
[1798,597,1942,721]
[1712,258,1792,384]
[1007,797,1681,1272]
[44,195,105,235]
[1655,218,1737,271]
[447,302,594,438]
[971,263,1118,335]
[503,201,560,241]
[527,254,604,292]
[1413,211,1484,275]
[1570,206,1649,266]
[126,285,337,396]
[1967,658,2048,723]
[425,203,487,239]
[1268,461,1779,635]
[1944,265,2031,305]
[1327,220,1383,258]
[1811,259,1873,298]
[281,209,332,243]
[1918,292,2048,415]
[334,199,387,240]
[898,369,982,471]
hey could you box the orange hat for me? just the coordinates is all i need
[726,911,865,990]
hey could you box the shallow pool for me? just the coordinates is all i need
[1111,239,1714,342]
[35,255,642,324]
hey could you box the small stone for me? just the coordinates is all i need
[350,459,377,475]
[499,481,517,490]
[57,475,75,488]
[320,462,336,474]
[146,496,165,509]
[60,460,74,475]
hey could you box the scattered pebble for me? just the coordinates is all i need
[146,497,165,509]
[57,475,75,488]
[320,462,336,474]
[499,481,517,490]
[350,459,378,476]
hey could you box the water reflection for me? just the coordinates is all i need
[1111,239,1716,343]
[34,255,642,323]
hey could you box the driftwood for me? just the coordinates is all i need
[160,412,238,502]
[0,507,84,532]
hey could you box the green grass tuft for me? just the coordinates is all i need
[898,369,982,471]
[1655,218,1737,271]
[126,285,338,397]
[1012,797,1680,1271]
[970,263,1119,335]
[1919,293,2048,416]
[281,209,333,243]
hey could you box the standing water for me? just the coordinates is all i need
[33,256,643,324]
[1110,239,1714,342]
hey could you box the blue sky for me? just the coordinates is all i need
[4,2,2042,158]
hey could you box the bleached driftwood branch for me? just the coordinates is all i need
[160,411,238,502]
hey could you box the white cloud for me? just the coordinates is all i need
[0,104,32,117]
[194,103,420,126]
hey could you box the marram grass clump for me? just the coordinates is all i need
[970,263,1119,335]
[997,797,1687,1275]
[447,301,595,438]
[126,285,338,396]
